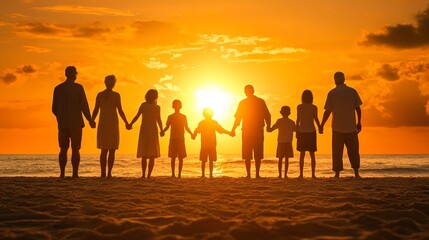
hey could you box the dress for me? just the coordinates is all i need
[97,90,120,150]
[137,102,161,158]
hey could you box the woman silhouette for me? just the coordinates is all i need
[92,75,129,178]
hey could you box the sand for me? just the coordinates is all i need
[1,177,429,239]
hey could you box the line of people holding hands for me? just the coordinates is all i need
[53,66,362,179]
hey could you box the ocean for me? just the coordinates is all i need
[1,154,428,178]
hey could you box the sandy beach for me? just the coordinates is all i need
[1,177,428,239]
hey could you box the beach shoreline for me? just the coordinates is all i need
[1,177,429,239]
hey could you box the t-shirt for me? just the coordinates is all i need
[52,81,90,129]
[234,95,270,134]
[324,84,362,133]
[166,113,188,139]
[195,118,223,148]
[297,103,317,133]
[272,118,296,143]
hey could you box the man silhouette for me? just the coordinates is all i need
[232,85,271,178]
[320,72,362,178]
[52,66,95,178]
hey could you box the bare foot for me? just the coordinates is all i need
[298,175,303,179]
[278,175,282,179]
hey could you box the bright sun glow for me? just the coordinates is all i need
[194,86,236,121]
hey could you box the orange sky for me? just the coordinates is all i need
[1,0,429,154]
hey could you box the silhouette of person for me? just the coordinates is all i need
[192,108,232,178]
[161,100,193,178]
[52,66,95,178]
[320,72,362,178]
[268,106,296,178]
[128,89,163,178]
[231,85,271,178]
[91,75,129,178]
[296,90,321,178]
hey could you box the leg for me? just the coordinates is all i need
[332,131,345,178]
[245,159,251,178]
[201,161,206,178]
[309,151,316,178]
[277,158,283,178]
[59,148,68,178]
[71,148,80,178]
[178,157,183,178]
[141,157,147,178]
[100,149,108,178]
[345,132,361,178]
[107,149,115,178]
[299,151,305,178]
[147,157,155,178]
[209,160,214,178]
[255,159,262,178]
[170,157,176,177]
[284,157,289,178]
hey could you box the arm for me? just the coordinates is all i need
[81,87,95,128]
[156,106,164,137]
[356,107,362,133]
[268,121,278,132]
[128,106,142,129]
[116,94,129,126]
[263,101,271,131]
[296,106,301,130]
[162,116,171,133]
[52,89,58,116]
[91,94,100,122]
[216,123,231,135]
[320,110,331,134]
[314,106,321,130]
[184,117,193,136]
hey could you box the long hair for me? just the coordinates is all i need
[301,89,313,104]
[145,89,158,103]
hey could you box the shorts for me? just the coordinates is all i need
[297,131,317,152]
[242,130,264,160]
[276,142,294,158]
[200,148,217,162]
[58,128,82,150]
[168,138,187,158]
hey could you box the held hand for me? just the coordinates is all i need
[126,123,133,130]
[160,131,165,137]
[356,123,362,133]
[230,130,236,137]
[191,133,196,140]
[318,126,324,134]
[90,120,96,128]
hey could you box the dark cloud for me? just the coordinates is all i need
[364,80,429,127]
[73,22,110,38]
[361,5,429,48]
[0,73,17,84]
[347,74,363,81]
[377,64,399,81]
[16,64,36,74]
[15,21,60,35]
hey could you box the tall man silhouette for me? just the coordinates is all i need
[52,66,95,178]
[320,72,362,178]
[232,85,271,178]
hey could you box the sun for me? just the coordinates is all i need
[194,86,237,122]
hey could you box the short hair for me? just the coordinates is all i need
[301,90,313,104]
[244,85,254,96]
[104,75,116,89]
[172,99,182,108]
[145,89,158,103]
[203,107,213,118]
[65,66,77,77]
[280,106,290,117]
[334,72,345,84]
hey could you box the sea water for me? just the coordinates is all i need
[0,154,428,178]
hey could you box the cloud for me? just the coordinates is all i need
[347,74,363,81]
[361,5,429,48]
[218,46,307,60]
[0,73,17,84]
[143,57,168,69]
[16,65,36,74]
[33,5,134,17]
[198,34,270,45]
[23,45,51,53]
[160,74,173,82]
[364,80,429,127]
[11,21,111,40]
[377,64,399,81]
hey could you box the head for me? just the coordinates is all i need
[145,89,158,103]
[334,71,345,85]
[203,107,213,119]
[172,99,182,111]
[104,75,116,90]
[65,66,78,81]
[280,106,291,117]
[244,85,255,97]
[301,89,313,104]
